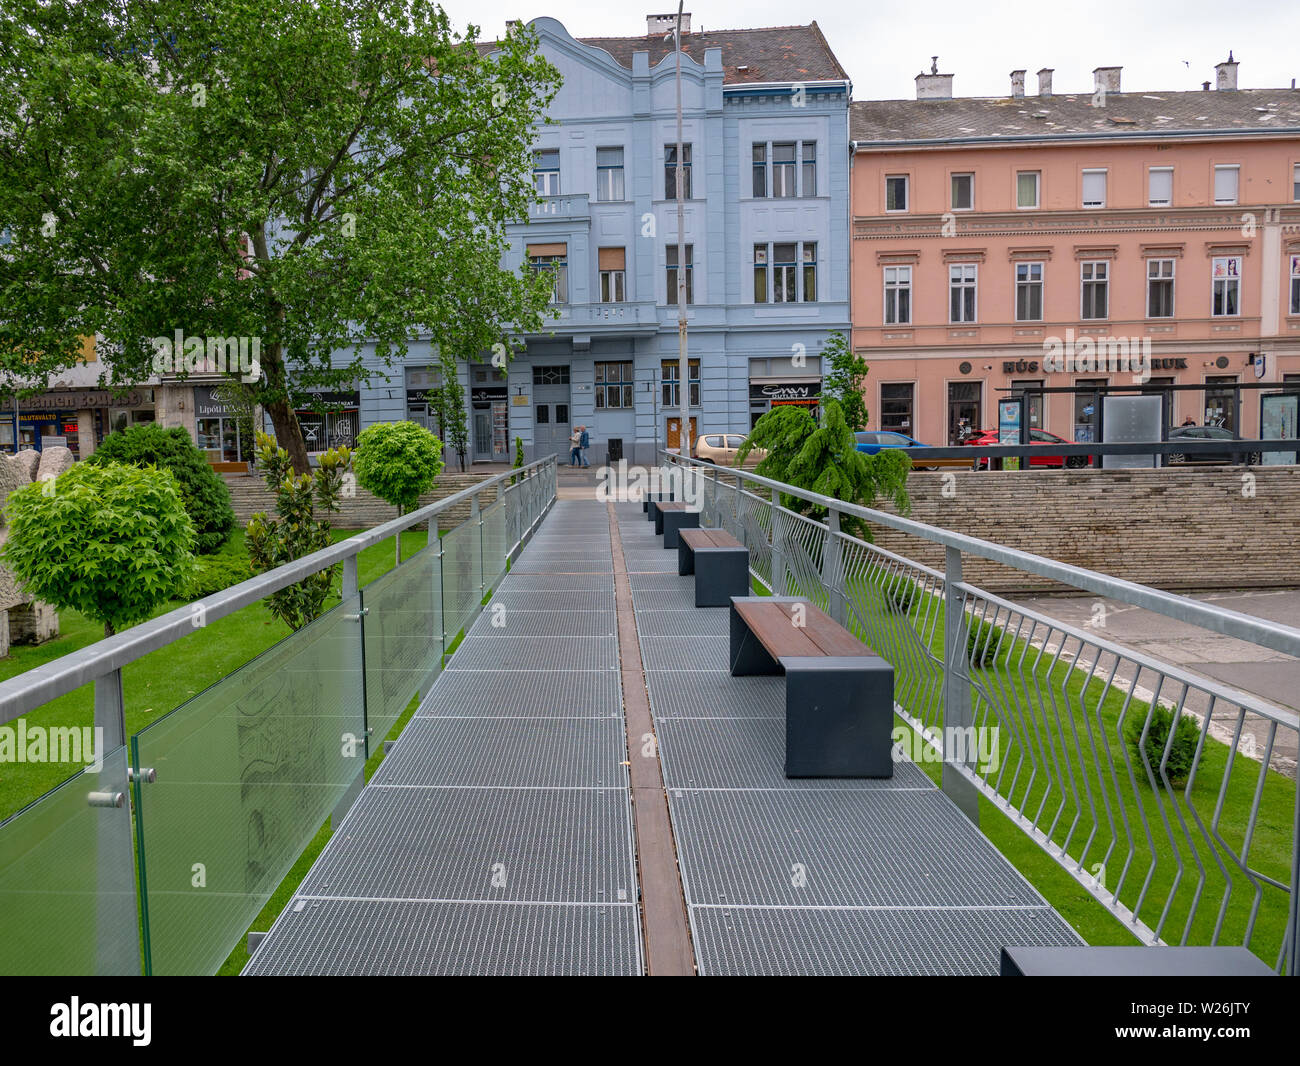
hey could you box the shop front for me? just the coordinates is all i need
[294,391,360,452]
[193,386,254,467]
[471,385,509,462]
[748,356,823,428]
[1,388,154,457]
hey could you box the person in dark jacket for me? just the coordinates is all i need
[578,426,590,467]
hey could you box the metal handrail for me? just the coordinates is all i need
[659,450,1300,658]
[0,455,558,724]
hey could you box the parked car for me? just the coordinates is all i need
[693,433,766,465]
[963,428,1091,469]
[852,430,970,470]
[1163,425,1261,466]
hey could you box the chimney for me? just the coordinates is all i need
[1216,51,1239,90]
[647,12,690,35]
[1093,66,1122,94]
[1010,69,1026,97]
[1203,81,1211,91]
[1037,68,1053,96]
[505,19,520,32]
[915,57,954,100]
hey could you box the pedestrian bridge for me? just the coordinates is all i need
[0,457,1295,976]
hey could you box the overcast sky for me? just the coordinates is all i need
[439,0,1300,100]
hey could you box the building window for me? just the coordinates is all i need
[196,415,253,462]
[1149,166,1173,207]
[1204,375,1238,431]
[885,175,908,212]
[884,266,911,325]
[948,381,981,445]
[527,243,567,303]
[801,141,817,197]
[665,143,692,199]
[951,173,974,210]
[752,144,766,197]
[1291,255,1300,315]
[1147,258,1175,318]
[880,383,914,433]
[949,263,977,323]
[1294,163,1300,202]
[1082,168,1107,208]
[753,241,816,303]
[598,247,626,303]
[1015,261,1043,321]
[1213,164,1239,205]
[1011,380,1045,429]
[533,149,559,196]
[1212,255,1241,316]
[596,147,624,201]
[666,244,693,305]
[594,361,634,409]
[532,365,570,386]
[1081,260,1108,320]
[773,142,797,197]
[662,359,700,408]
[1017,170,1040,209]
[1073,379,1106,443]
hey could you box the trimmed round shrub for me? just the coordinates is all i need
[967,616,1005,667]
[353,420,444,514]
[1125,705,1205,786]
[87,423,235,553]
[883,573,916,614]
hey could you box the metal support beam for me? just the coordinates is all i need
[942,547,980,825]
[93,668,137,974]
[823,507,847,625]
[770,487,787,595]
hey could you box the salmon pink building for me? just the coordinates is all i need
[849,58,1300,447]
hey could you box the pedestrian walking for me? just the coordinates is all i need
[578,425,591,468]
[568,426,581,466]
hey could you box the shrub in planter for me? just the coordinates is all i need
[966,616,1005,667]
[1125,704,1205,786]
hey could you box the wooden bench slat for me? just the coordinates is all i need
[657,501,693,512]
[734,599,873,660]
[679,528,742,549]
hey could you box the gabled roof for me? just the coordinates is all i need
[578,22,848,85]
[851,88,1300,146]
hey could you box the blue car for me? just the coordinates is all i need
[853,430,955,471]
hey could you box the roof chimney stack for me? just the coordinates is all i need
[1037,68,1053,96]
[647,12,690,36]
[1093,66,1122,95]
[1216,51,1239,90]
[915,57,954,100]
[1010,69,1026,97]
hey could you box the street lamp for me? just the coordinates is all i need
[671,2,688,461]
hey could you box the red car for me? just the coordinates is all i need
[964,428,1091,469]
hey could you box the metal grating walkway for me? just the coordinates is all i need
[245,497,1079,976]
[244,500,642,976]
[613,502,1081,976]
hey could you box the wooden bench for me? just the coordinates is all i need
[678,528,749,607]
[644,491,674,520]
[730,596,894,778]
[654,501,700,547]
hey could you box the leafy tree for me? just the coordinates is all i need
[821,333,871,432]
[353,421,444,516]
[246,431,352,631]
[0,0,561,473]
[438,357,470,472]
[514,436,525,469]
[736,399,910,540]
[86,423,236,553]
[1,463,196,637]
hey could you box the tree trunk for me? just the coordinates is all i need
[265,398,312,475]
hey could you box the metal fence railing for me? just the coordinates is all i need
[0,456,557,976]
[661,450,1300,974]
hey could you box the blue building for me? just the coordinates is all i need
[354,14,852,466]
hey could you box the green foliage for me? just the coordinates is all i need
[1126,705,1206,786]
[514,436,525,469]
[736,398,910,540]
[246,431,352,631]
[967,616,1005,667]
[883,573,917,614]
[86,423,235,553]
[0,0,561,465]
[353,421,443,515]
[821,333,871,431]
[437,358,470,473]
[1,463,196,636]
[185,554,254,600]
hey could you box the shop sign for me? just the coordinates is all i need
[1003,357,1188,374]
[749,382,821,400]
[15,389,149,411]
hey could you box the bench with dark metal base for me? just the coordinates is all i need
[1000,945,1276,977]
[678,528,749,607]
[644,492,674,519]
[654,501,700,547]
[729,596,894,778]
